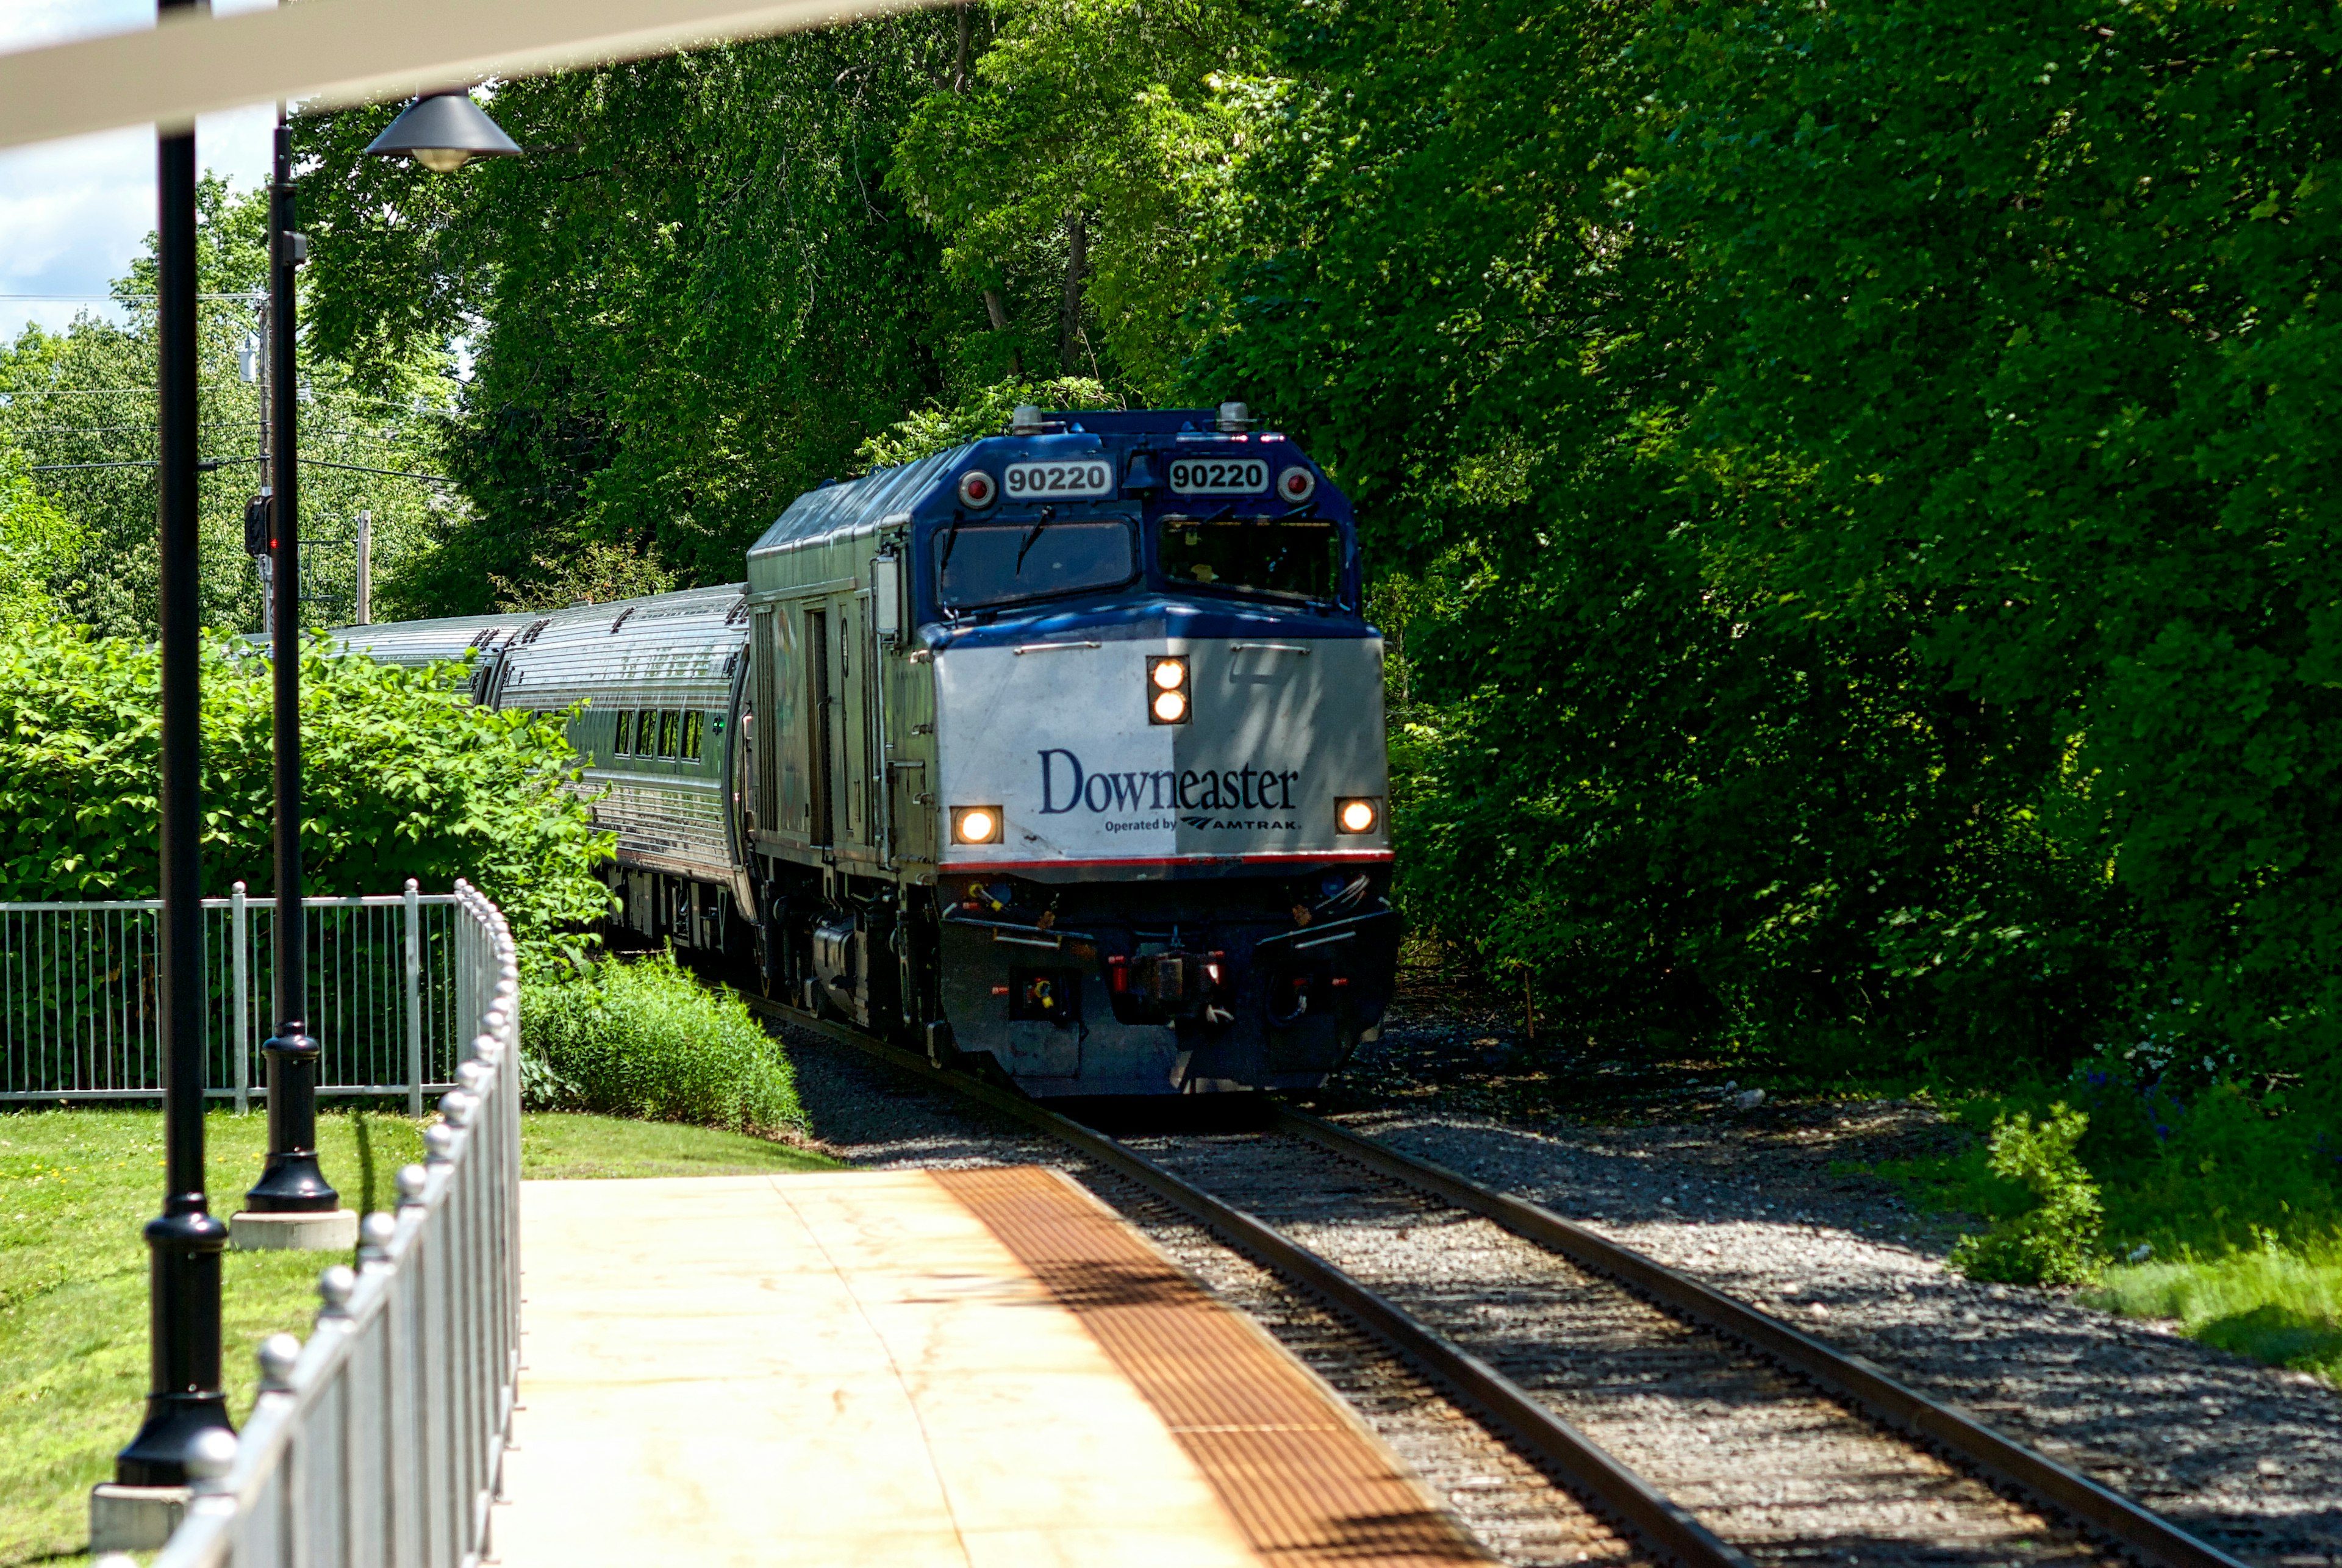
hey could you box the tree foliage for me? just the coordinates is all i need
[0,628,612,943]
[854,374,1112,468]
[0,444,79,626]
[1200,0,2342,1084]
[0,178,459,638]
[299,23,973,609]
[889,0,1270,397]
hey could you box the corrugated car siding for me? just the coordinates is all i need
[495,585,750,879]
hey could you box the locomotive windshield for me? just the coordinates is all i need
[936,517,1136,609]
[1158,515,1343,602]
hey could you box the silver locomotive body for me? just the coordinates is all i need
[335,407,1397,1097]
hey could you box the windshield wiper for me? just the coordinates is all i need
[939,510,969,580]
[1014,505,1056,575]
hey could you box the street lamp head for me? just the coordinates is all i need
[363,88,521,173]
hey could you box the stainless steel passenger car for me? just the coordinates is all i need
[334,404,1399,1097]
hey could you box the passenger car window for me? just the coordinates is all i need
[613,711,634,755]
[937,518,1135,610]
[682,711,704,762]
[659,711,681,758]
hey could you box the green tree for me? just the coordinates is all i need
[0,177,460,637]
[889,0,1272,400]
[0,443,80,626]
[1194,0,2163,1074]
[1616,0,2342,1079]
[298,22,972,609]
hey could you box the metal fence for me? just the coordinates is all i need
[155,879,521,1568]
[0,881,468,1114]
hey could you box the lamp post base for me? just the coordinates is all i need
[230,1209,357,1251]
[90,1483,191,1552]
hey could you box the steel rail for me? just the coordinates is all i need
[743,995,1749,1568]
[1273,1108,2251,1568]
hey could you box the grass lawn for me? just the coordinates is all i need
[520,1112,834,1180]
[1852,1094,2342,1387]
[0,1108,836,1567]
[2088,1246,2342,1384]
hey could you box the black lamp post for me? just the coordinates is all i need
[242,109,339,1223]
[236,87,520,1227]
[105,0,231,1503]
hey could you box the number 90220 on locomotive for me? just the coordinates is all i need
[335,403,1398,1097]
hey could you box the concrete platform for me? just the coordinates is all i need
[498,1167,1482,1568]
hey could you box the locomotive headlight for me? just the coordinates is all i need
[1336,797,1380,834]
[1147,656,1190,725]
[951,805,1004,845]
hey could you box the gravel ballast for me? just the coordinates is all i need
[1334,1105,2342,1565]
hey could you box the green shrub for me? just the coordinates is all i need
[521,951,801,1133]
[0,625,612,948]
[1950,1104,2105,1287]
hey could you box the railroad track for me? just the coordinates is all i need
[748,996,2251,1568]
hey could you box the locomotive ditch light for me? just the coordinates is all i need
[1336,797,1381,834]
[951,805,1004,845]
[1148,656,1190,725]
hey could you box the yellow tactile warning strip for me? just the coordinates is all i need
[934,1164,1493,1567]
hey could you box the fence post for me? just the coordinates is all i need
[232,882,249,1115]
[404,878,423,1118]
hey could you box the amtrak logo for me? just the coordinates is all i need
[1181,814,1299,831]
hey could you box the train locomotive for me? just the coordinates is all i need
[335,403,1398,1097]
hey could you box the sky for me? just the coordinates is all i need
[0,0,281,341]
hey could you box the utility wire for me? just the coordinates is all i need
[2,388,459,413]
[15,419,283,435]
[0,292,263,302]
[18,423,427,438]
[306,458,453,482]
[30,455,452,483]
